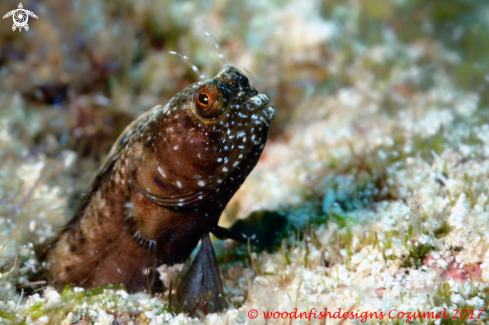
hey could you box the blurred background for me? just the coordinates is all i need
[1,0,488,158]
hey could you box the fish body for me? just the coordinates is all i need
[44,66,275,294]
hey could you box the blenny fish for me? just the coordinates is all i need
[41,36,275,312]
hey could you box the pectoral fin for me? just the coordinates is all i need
[178,233,228,313]
[211,225,248,243]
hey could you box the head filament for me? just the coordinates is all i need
[169,34,230,80]
[205,32,229,68]
[168,51,207,80]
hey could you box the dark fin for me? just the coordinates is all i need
[211,225,248,243]
[229,210,287,249]
[178,233,228,313]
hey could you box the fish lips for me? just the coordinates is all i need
[248,94,276,124]
[249,93,273,113]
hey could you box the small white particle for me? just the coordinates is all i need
[175,180,182,188]
[29,220,36,232]
[173,145,179,150]
[198,180,205,187]
[222,167,228,172]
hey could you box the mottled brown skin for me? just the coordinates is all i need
[42,67,275,295]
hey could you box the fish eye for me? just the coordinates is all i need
[198,93,210,106]
[194,83,229,119]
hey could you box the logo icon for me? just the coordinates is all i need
[3,3,38,32]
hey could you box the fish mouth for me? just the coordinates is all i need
[248,94,276,123]
[249,93,270,107]
[233,94,275,145]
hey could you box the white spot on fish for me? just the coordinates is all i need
[157,166,167,178]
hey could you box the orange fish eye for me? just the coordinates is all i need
[195,89,221,119]
[194,81,230,120]
[197,92,211,107]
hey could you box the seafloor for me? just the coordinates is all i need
[1,0,489,324]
